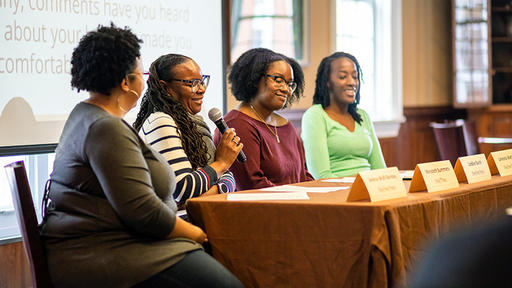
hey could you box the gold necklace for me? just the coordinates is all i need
[250,104,280,144]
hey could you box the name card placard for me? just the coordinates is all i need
[409,160,459,193]
[347,167,407,202]
[454,154,492,184]
[487,149,512,176]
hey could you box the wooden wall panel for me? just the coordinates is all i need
[468,106,512,156]
[0,241,32,288]
[378,137,398,168]
[395,107,466,169]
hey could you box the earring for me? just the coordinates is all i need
[117,95,128,113]
[129,89,140,99]
[117,90,140,113]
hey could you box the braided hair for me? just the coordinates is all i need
[313,52,363,124]
[133,54,209,169]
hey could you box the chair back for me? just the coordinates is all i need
[460,119,480,156]
[430,121,468,165]
[4,161,53,288]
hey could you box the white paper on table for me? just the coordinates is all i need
[322,177,356,183]
[400,170,414,180]
[227,192,310,201]
[259,185,346,193]
[176,210,187,217]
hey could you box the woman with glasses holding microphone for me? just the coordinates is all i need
[214,48,313,190]
[134,54,242,206]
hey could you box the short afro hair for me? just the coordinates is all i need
[70,23,142,95]
[228,48,305,107]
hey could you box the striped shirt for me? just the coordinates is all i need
[139,112,235,203]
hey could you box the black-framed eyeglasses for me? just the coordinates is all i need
[170,75,210,93]
[266,74,297,93]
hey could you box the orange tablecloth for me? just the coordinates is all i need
[186,175,512,288]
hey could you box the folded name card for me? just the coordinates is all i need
[409,160,459,193]
[347,167,407,202]
[454,154,491,184]
[487,149,512,176]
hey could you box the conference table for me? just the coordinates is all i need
[186,175,512,288]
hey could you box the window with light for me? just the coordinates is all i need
[335,0,402,126]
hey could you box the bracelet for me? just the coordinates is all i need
[217,182,229,194]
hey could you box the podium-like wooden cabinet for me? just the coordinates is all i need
[453,0,512,154]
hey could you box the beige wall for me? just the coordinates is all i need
[226,0,453,111]
[402,0,452,107]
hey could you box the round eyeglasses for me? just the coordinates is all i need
[266,74,297,93]
[171,75,210,93]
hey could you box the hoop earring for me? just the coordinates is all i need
[129,89,140,99]
[117,95,128,113]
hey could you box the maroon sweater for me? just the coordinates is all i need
[213,110,314,191]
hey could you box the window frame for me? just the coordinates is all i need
[0,145,56,241]
[330,0,403,138]
[230,0,310,65]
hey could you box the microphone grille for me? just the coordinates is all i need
[208,107,223,122]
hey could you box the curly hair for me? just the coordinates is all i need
[133,54,209,170]
[228,48,305,107]
[70,23,142,95]
[313,52,363,124]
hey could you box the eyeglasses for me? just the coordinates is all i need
[170,75,210,93]
[127,71,151,82]
[127,72,144,78]
[266,74,297,93]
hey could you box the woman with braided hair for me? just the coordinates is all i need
[301,52,386,179]
[134,54,242,205]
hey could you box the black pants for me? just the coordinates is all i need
[133,249,245,288]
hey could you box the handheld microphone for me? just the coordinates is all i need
[208,108,247,163]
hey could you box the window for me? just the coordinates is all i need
[0,153,54,240]
[231,0,306,63]
[453,0,489,106]
[335,0,402,131]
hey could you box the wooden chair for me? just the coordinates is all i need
[4,161,53,288]
[460,119,480,156]
[431,119,512,165]
[430,121,468,165]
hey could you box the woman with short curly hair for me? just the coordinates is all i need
[133,54,241,204]
[214,48,313,190]
[42,23,243,288]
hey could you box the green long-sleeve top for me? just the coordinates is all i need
[301,104,386,179]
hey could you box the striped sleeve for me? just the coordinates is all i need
[217,171,236,193]
[139,112,218,203]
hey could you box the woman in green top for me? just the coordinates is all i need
[301,52,386,179]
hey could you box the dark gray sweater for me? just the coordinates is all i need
[42,102,201,288]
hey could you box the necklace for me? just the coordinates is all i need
[250,104,280,144]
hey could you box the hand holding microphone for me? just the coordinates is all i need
[208,108,247,163]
